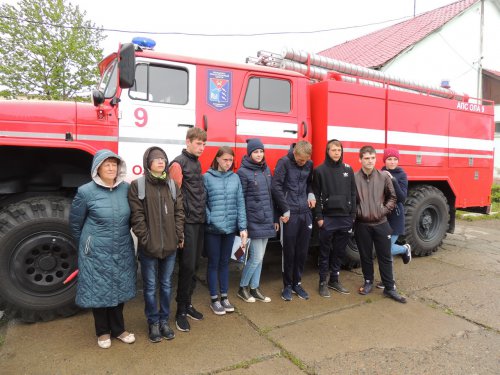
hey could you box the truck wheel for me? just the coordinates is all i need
[404,185,449,256]
[342,234,361,270]
[0,196,79,322]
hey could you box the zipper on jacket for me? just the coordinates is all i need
[158,185,164,251]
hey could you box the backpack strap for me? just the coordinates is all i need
[137,176,146,200]
[168,178,176,201]
[138,175,176,201]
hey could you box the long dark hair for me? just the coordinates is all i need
[210,146,235,171]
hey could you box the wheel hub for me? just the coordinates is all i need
[11,232,77,294]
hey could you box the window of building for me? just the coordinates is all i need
[244,77,291,113]
[129,64,188,104]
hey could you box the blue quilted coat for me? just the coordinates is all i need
[69,150,137,308]
[204,168,247,234]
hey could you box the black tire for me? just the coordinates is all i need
[0,196,79,322]
[404,185,449,257]
[342,233,361,270]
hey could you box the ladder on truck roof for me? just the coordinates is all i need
[247,47,471,102]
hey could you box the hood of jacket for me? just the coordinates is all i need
[324,139,343,167]
[91,149,126,188]
[142,146,169,183]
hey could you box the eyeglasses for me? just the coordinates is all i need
[152,157,166,163]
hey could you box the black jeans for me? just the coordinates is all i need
[92,303,125,337]
[354,221,395,290]
[318,217,351,282]
[175,223,204,313]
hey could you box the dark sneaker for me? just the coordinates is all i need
[319,281,331,298]
[402,244,412,264]
[159,322,175,340]
[292,284,309,300]
[281,285,293,301]
[238,286,256,303]
[186,304,204,321]
[210,300,226,315]
[221,298,235,312]
[148,322,162,343]
[250,288,271,303]
[175,313,190,332]
[358,280,373,295]
[383,289,407,304]
[328,280,350,295]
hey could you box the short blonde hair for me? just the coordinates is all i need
[293,140,312,156]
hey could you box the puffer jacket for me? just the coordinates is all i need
[204,168,247,234]
[128,146,185,259]
[272,145,314,215]
[354,168,397,225]
[69,149,136,308]
[381,166,408,235]
[237,155,276,239]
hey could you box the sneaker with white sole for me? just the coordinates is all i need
[210,300,226,315]
[292,284,309,300]
[238,286,256,303]
[250,288,271,302]
[402,244,412,264]
[221,298,235,312]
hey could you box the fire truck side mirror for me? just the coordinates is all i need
[92,89,105,106]
[119,43,136,89]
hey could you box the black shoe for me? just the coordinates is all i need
[250,287,271,302]
[159,322,175,340]
[175,313,190,332]
[327,280,350,295]
[186,304,204,321]
[148,322,162,343]
[358,280,373,295]
[319,281,331,298]
[238,286,256,302]
[402,244,412,264]
[383,289,407,304]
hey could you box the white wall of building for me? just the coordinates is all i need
[382,0,500,181]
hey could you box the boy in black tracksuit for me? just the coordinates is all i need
[272,141,316,301]
[313,139,356,298]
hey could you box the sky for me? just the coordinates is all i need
[2,0,461,63]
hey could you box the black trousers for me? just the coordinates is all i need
[175,223,204,313]
[318,218,350,282]
[354,221,395,290]
[92,303,125,337]
[282,211,312,287]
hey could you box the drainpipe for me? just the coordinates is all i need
[477,0,484,99]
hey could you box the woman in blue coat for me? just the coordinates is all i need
[70,149,137,349]
[204,146,247,316]
[237,139,278,303]
[381,148,412,264]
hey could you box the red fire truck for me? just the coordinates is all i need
[0,41,494,322]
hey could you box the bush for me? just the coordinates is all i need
[492,184,500,204]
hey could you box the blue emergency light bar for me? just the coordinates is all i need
[132,37,156,50]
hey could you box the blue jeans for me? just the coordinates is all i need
[205,232,235,298]
[139,250,176,325]
[240,238,268,289]
[391,235,407,256]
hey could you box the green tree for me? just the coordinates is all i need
[0,0,105,100]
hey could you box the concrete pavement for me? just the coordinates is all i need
[1,220,499,374]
